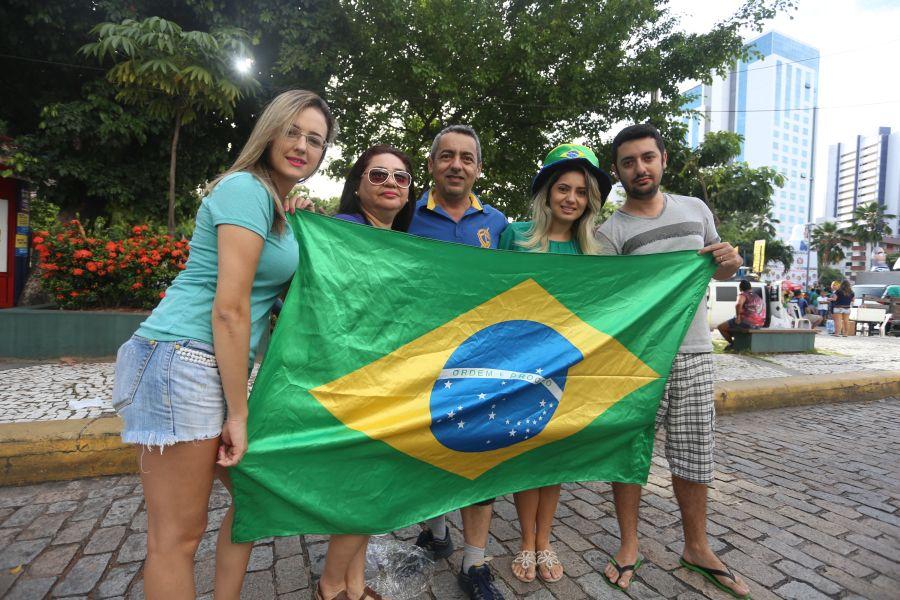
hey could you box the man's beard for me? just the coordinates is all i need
[622,178,660,200]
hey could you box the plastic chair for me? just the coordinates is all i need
[878,314,891,337]
[788,303,812,329]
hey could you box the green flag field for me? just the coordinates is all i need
[231,211,715,541]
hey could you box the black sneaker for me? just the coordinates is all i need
[458,564,505,600]
[414,527,454,560]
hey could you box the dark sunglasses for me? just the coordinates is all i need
[365,167,412,188]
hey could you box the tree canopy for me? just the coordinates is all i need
[662,129,793,274]
[80,16,259,233]
[810,221,850,268]
[1,0,796,230]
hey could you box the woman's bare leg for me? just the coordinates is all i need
[141,439,219,600]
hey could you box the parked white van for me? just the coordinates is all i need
[706,280,769,330]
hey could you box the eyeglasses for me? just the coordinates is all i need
[284,128,327,150]
[364,167,412,188]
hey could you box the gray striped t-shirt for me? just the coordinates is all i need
[595,194,719,353]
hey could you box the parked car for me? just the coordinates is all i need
[851,284,888,307]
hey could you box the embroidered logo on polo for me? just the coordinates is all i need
[310,279,659,479]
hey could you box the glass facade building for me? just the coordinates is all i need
[681,32,820,244]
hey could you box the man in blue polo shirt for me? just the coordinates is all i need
[409,124,508,247]
[410,125,507,600]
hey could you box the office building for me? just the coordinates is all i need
[823,126,900,233]
[682,31,820,246]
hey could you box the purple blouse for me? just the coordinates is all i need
[333,213,368,225]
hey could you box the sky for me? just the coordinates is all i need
[668,0,900,220]
[308,0,900,217]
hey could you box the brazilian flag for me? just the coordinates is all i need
[231,211,715,540]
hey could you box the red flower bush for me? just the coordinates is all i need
[33,220,189,309]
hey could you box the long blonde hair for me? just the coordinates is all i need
[519,166,602,254]
[205,90,337,233]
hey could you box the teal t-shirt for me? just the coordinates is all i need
[498,221,582,254]
[136,172,298,361]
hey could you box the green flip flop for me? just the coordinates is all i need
[680,557,751,599]
[602,555,644,591]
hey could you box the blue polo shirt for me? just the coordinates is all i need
[408,190,508,248]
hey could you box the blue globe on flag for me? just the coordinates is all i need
[429,320,583,452]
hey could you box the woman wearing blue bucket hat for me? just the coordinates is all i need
[499,143,612,583]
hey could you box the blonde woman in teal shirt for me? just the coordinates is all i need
[499,144,611,583]
[112,90,336,599]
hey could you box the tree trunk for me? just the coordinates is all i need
[167,110,184,236]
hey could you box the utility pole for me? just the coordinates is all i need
[806,104,818,289]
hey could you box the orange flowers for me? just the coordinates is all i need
[33,220,189,309]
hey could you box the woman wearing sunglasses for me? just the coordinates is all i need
[333,144,416,231]
[317,144,417,600]
[498,144,611,584]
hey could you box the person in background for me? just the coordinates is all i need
[807,288,820,315]
[830,280,855,336]
[499,143,611,583]
[791,290,823,327]
[716,280,766,349]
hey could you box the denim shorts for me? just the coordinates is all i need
[112,335,225,447]
[833,307,851,315]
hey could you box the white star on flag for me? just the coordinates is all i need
[509,429,517,436]
[458,421,465,429]
[444,381,452,389]
[447,410,455,418]
[536,368,543,374]
[478,393,487,400]
[488,412,496,420]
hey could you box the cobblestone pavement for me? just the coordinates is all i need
[0,398,897,599]
[1,334,898,424]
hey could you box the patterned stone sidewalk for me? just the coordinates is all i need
[1,334,898,424]
[0,398,897,599]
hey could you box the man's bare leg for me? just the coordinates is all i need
[673,475,750,597]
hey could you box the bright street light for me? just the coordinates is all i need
[234,57,253,74]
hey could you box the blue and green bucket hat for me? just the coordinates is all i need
[530,143,613,203]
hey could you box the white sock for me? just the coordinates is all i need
[425,515,447,539]
[462,543,486,572]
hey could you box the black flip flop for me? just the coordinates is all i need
[602,555,644,590]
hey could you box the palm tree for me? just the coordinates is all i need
[81,17,259,234]
[810,221,851,268]
[844,202,896,270]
